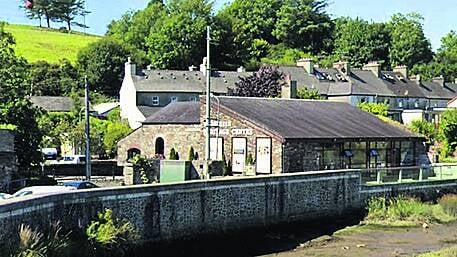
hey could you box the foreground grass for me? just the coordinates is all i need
[5,24,100,63]
[418,246,457,257]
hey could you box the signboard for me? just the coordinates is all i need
[210,137,224,160]
[232,138,246,173]
[256,138,272,174]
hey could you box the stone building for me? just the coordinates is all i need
[118,97,425,175]
[0,129,16,192]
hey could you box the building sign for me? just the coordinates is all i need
[210,137,224,160]
[256,138,272,174]
[232,138,246,173]
[210,128,229,136]
[231,128,253,136]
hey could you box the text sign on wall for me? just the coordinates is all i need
[256,138,272,174]
[231,128,253,136]
[232,138,246,173]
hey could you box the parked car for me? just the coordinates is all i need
[13,186,76,197]
[41,148,58,160]
[0,193,12,200]
[61,155,86,164]
[63,181,99,189]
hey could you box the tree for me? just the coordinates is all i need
[228,66,284,97]
[52,0,89,31]
[332,17,390,68]
[77,38,131,96]
[272,0,333,54]
[438,109,457,158]
[408,120,436,145]
[22,0,55,28]
[146,0,212,69]
[388,13,433,69]
[29,59,79,96]
[103,122,132,157]
[412,31,457,81]
[0,22,43,171]
[357,102,389,117]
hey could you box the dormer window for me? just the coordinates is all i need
[152,96,160,106]
[170,96,178,103]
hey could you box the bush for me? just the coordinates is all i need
[439,194,457,217]
[86,209,138,257]
[188,147,195,161]
[169,148,179,160]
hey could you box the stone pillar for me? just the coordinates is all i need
[123,163,134,185]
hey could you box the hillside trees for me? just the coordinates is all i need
[29,59,79,96]
[22,0,89,30]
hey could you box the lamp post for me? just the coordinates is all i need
[84,75,91,181]
[204,26,211,179]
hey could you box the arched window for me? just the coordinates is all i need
[127,148,141,160]
[155,137,164,155]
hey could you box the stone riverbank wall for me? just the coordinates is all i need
[1,170,457,254]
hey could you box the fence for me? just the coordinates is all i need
[362,164,457,185]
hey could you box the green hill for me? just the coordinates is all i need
[5,24,101,64]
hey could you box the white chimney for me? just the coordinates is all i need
[237,66,246,73]
[362,61,381,78]
[297,58,314,74]
[125,57,136,77]
[200,57,207,75]
[393,65,408,79]
[282,74,297,99]
[333,61,350,75]
[189,65,197,71]
[433,75,445,87]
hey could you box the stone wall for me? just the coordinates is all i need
[0,130,15,192]
[2,170,457,255]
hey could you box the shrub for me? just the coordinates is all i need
[169,148,179,160]
[86,209,138,257]
[188,147,195,161]
[246,153,254,165]
[439,194,457,217]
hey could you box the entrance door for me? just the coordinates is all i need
[232,138,247,173]
[256,138,272,174]
[210,137,223,160]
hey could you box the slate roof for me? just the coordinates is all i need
[278,66,457,100]
[137,106,163,118]
[143,102,200,124]
[216,97,420,140]
[30,96,94,112]
[134,70,251,94]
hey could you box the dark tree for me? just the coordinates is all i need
[229,66,285,97]
[29,59,79,96]
[22,0,55,28]
[52,0,89,31]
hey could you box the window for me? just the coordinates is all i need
[189,97,197,102]
[155,137,164,155]
[170,96,178,103]
[127,148,141,160]
[152,96,160,106]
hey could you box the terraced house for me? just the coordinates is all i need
[279,59,457,125]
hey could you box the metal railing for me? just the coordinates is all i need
[362,164,457,185]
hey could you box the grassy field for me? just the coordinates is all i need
[5,24,100,63]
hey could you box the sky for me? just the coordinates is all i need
[0,0,455,50]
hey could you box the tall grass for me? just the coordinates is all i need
[418,246,457,257]
[438,194,457,217]
[365,197,455,226]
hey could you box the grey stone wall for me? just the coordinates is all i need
[2,169,456,255]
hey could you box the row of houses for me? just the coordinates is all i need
[120,58,457,129]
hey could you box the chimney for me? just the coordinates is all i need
[333,61,350,75]
[362,61,381,78]
[237,66,246,73]
[282,74,297,99]
[188,65,197,71]
[454,78,457,84]
[393,65,408,79]
[296,58,314,74]
[125,57,136,77]
[200,57,207,75]
[433,75,445,87]
[146,64,153,70]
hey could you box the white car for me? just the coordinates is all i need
[0,193,12,200]
[61,155,86,164]
[13,186,76,197]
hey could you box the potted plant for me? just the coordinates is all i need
[244,152,255,176]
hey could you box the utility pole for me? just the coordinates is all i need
[84,75,91,181]
[205,26,211,179]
